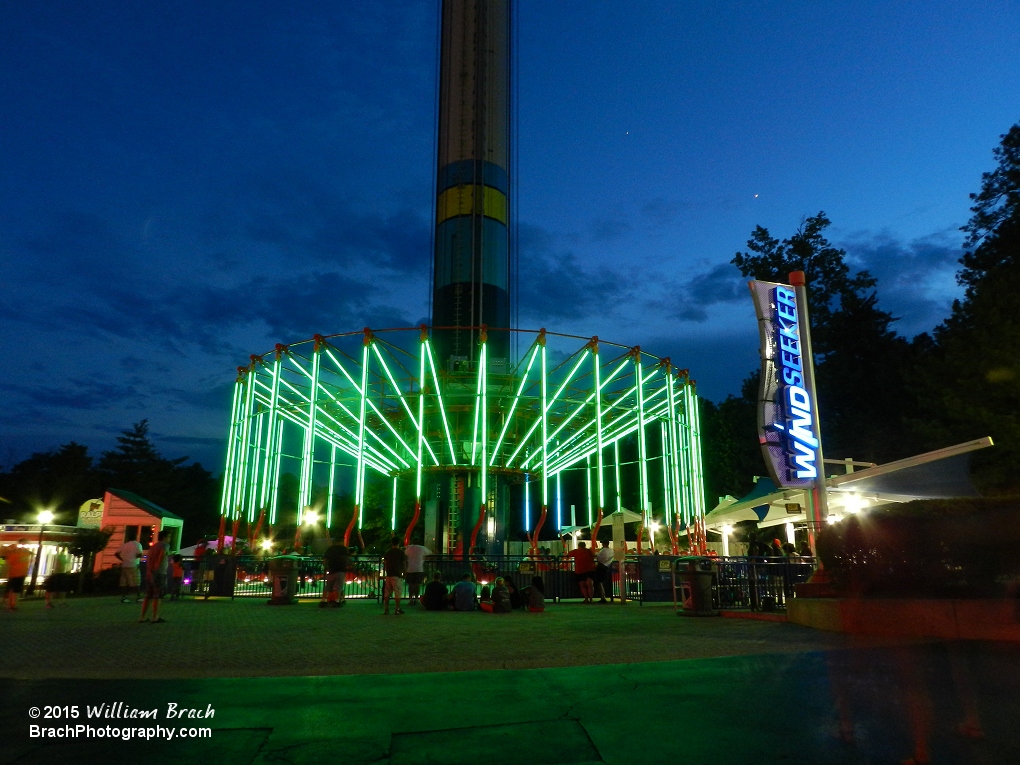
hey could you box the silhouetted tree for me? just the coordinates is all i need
[914,122,1020,492]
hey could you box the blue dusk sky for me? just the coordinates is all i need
[2,0,1019,471]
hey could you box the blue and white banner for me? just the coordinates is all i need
[749,280,820,488]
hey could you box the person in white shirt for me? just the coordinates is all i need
[595,539,615,603]
[115,531,144,603]
[403,537,432,605]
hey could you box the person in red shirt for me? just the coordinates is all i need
[566,541,597,604]
[2,540,33,611]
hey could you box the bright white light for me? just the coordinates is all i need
[721,524,733,536]
[650,521,662,532]
[826,514,842,524]
[843,494,868,514]
[304,510,319,525]
[260,539,273,551]
[37,510,55,525]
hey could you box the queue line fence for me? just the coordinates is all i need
[178,553,815,610]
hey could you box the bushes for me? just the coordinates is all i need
[816,498,1020,597]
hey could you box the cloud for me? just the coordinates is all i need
[518,223,632,322]
[840,229,963,336]
[1,378,141,411]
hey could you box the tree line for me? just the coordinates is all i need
[701,120,1020,504]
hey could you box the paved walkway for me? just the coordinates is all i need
[2,597,1019,764]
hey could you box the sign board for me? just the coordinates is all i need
[749,281,820,488]
[657,559,672,573]
[785,503,802,514]
[77,499,104,528]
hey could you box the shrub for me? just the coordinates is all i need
[816,497,1020,597]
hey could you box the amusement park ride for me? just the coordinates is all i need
[217,0,708,555]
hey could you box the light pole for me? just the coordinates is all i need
[28,509,54,596]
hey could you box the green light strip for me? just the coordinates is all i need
[613,440,622,514]
[298,344,322,517]
[233,369,257,519]
[489,342,539,466]
[218,379,243,517]
[520,353,631,470]
[425,340,457,465]
[415,340,426,502]
[247,409,264,523]
[666,370,684,526]
[391,475,398,531]
[635,355,650,528]
[541,344,549,507]
[269,418,284,525]
[660,422,671,528]
[594,346,605,510]
[510,350,591,471]
[585,454,593,526]
[479,340,488,506]
[327,443,337,529]
[354,343,370,527]
[257,356,282,511]
[470,351,484,466]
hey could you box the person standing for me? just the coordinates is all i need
[168,555,184,601]
[2,540,33,611]
[566,541,597,604]
[595,539,615,603]
[320,539,350,609]
[403,537,432,606]
[44,548,71,608]
[139,530,170,623]
[381,537,407,615]
[191,538,208,594]
[115,530,143,603]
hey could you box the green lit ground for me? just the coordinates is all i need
[2,597,1019,763]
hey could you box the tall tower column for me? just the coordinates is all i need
[432,0,511,369]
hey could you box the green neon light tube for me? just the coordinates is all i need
[425,340,457,465]
[594,346,605,510]
[635,356,650,527]
[269,418,284,525]
[490,343,539,466]
[257,356,282,510]
[415,341,426,500]
[353,343,370,522]
[391,475,398,531]
[586,454,593,526]
[298,345,321,514]
[661,422,671,528]
[541,344,549,506]
[327,443,337,528]
[613,440,622,514]
[219,379,243,518]
[480,341,488,501]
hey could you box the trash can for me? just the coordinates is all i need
[206,554,237,598]
[267,555,299,605]
[675,556,718,616]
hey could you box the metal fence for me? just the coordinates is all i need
[178,553,815,610]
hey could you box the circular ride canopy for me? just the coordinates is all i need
[220,326,706,548]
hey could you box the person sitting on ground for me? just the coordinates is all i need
[492,577,512,613]
[522,575,545,612]
[452,572,477,612]
[505,577,523,610]
[422,571,449,611]
[478,583,494,612]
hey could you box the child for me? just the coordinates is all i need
[169,554,184,601]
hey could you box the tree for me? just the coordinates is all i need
[98,421,220,544]
[700,373,767,505]
[67,526,114,593]
[915,122,1020,493]
[732,213,918,465]
[0,443,102,522]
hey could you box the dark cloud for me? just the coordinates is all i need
[841,230,963,336]
[518,223,631,321]
[647,262,746,323]
[2,378,141,411]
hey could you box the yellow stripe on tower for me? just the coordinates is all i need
[436,185,508,226]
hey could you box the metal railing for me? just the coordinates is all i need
[176,553,816,610]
